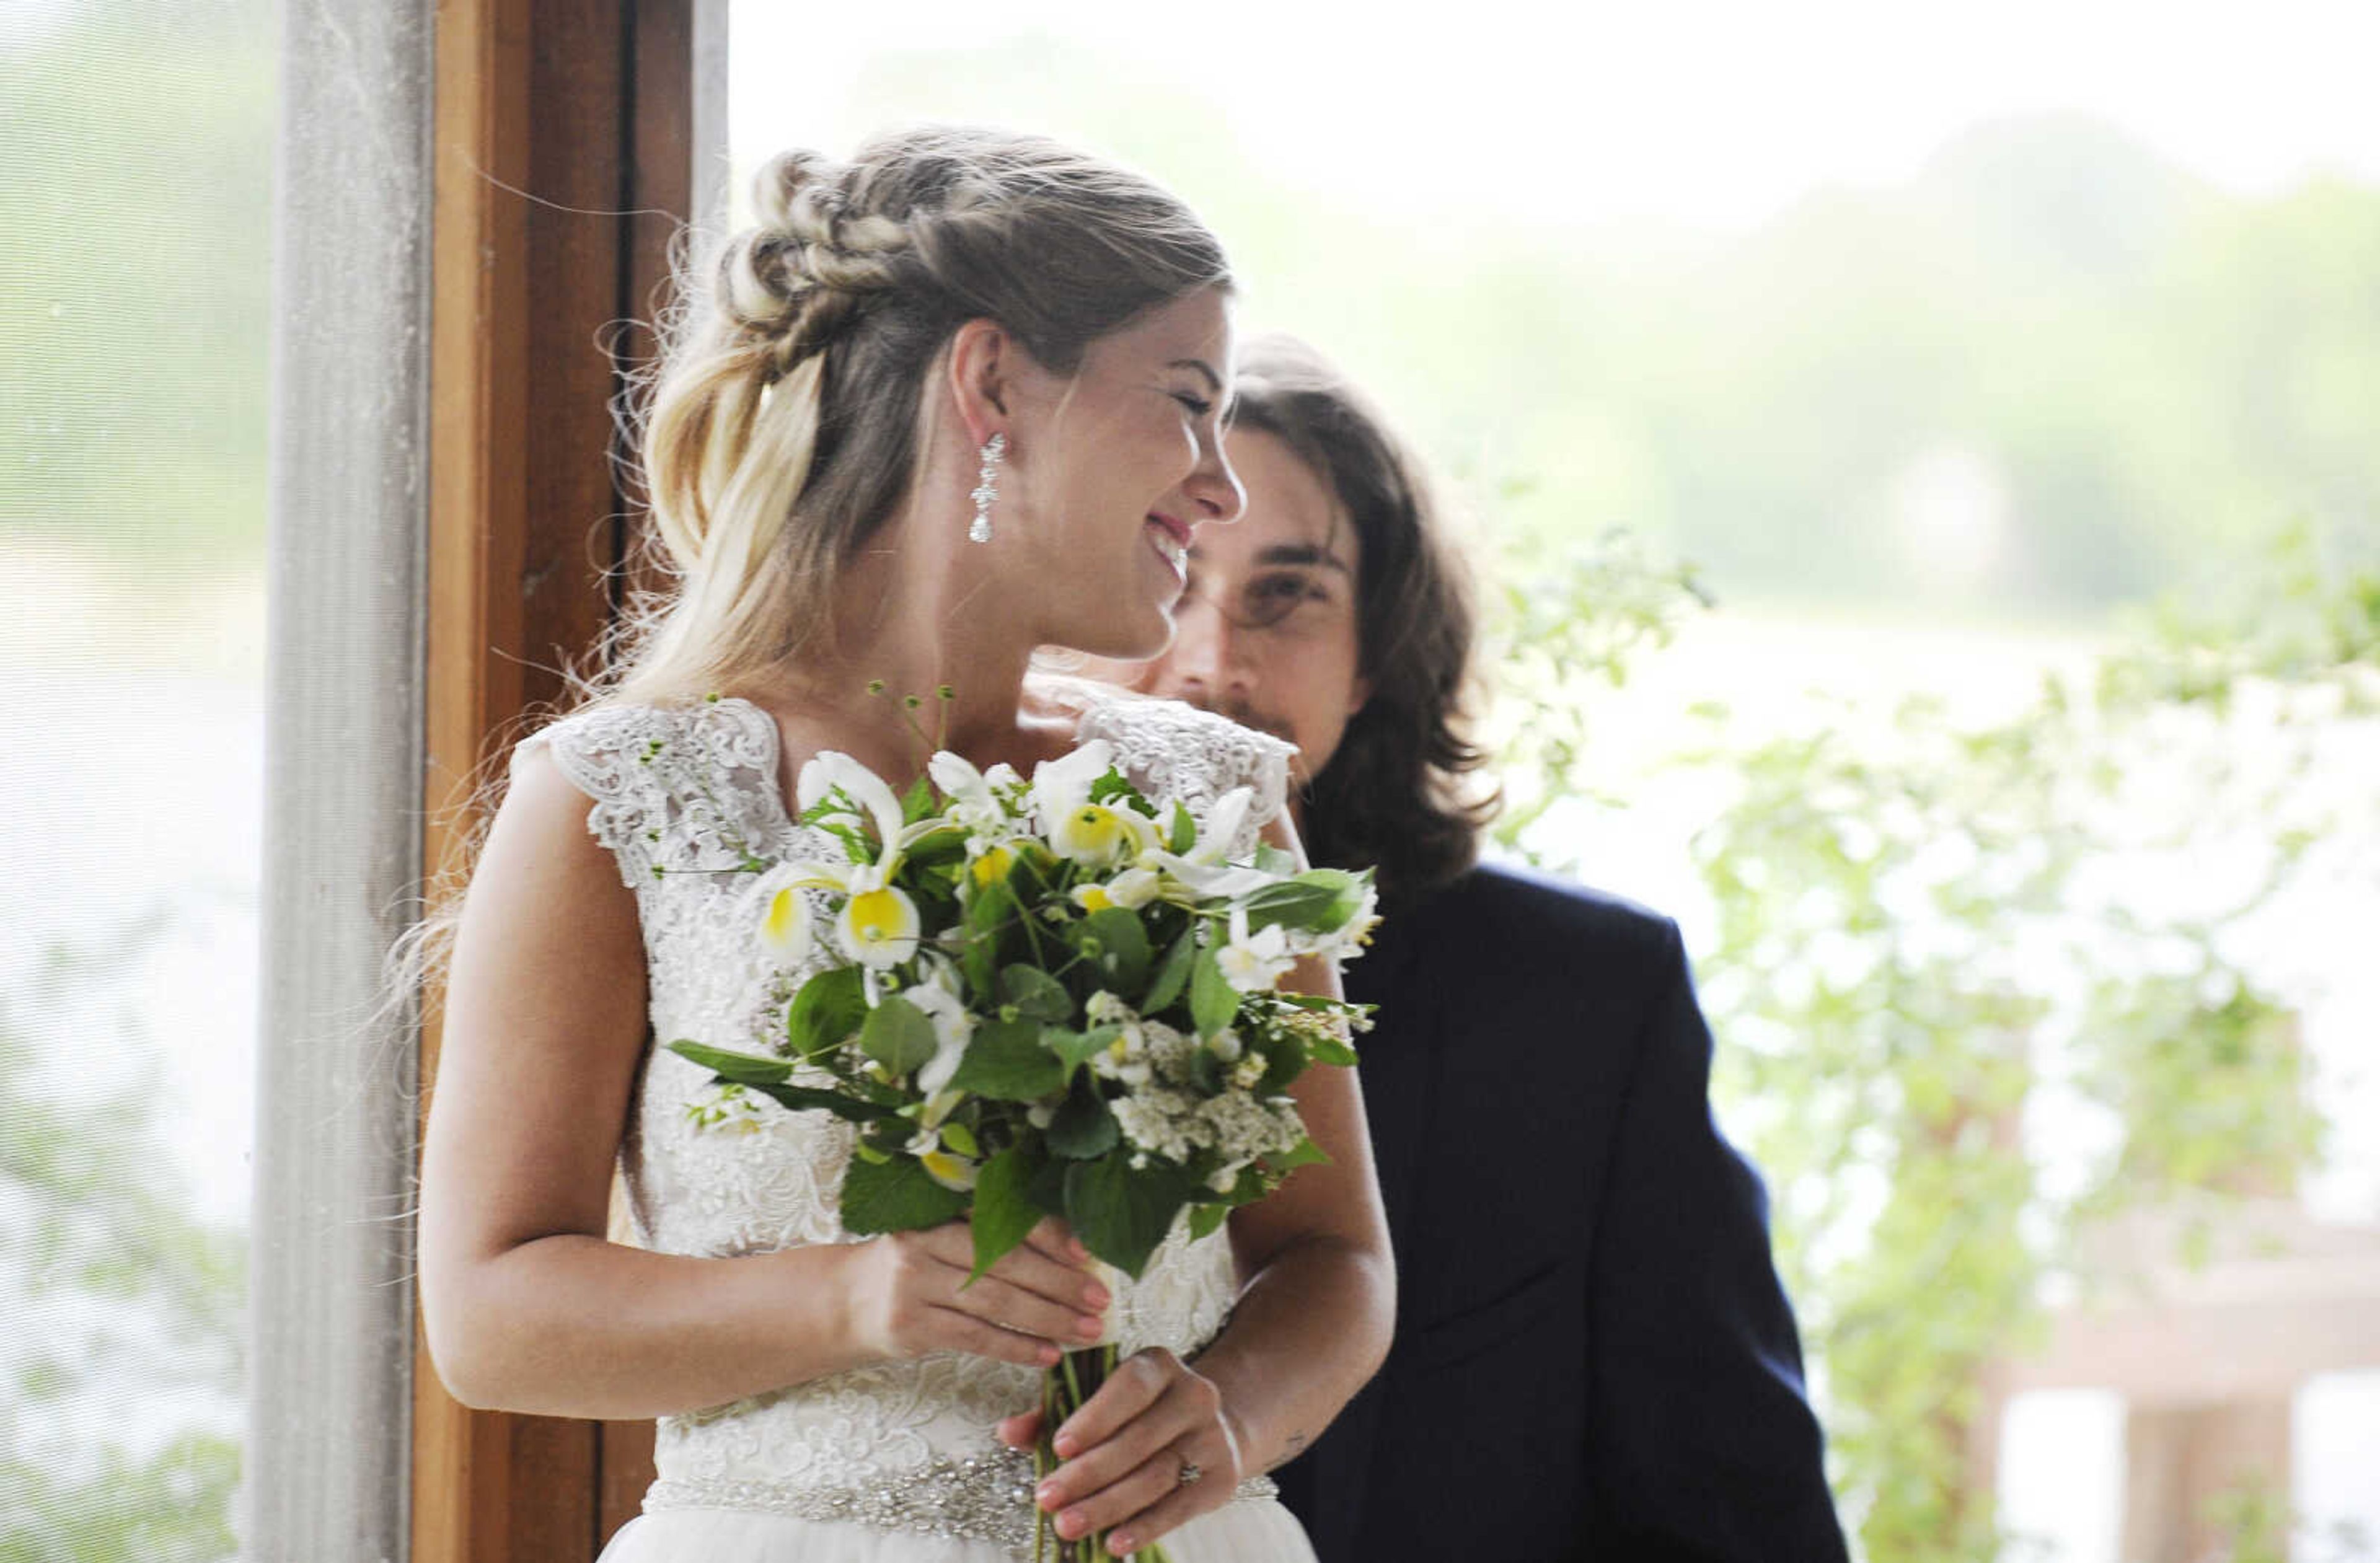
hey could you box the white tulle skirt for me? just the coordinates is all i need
[597,1498,1316,1563]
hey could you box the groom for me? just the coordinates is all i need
[1121,337,1849,1561]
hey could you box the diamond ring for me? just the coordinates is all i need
[1176,1458,1203,1487]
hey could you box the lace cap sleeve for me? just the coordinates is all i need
[1073,693,1296,858]
[512,699,787,889]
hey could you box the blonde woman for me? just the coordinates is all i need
[416,128,1392,1563]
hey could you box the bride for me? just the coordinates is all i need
[417,126,1393,1562]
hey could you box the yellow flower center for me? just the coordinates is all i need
[1078,885,1114,913]
[847,888,907,946]
[971,847,1014,887]
[762,887,806,944]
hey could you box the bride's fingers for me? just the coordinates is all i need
[996,1409,1044,1450]
[1052,1444,1209,1549]
[1022,1215,1095,1267]
[922,1306,1064,1369]
[945,1270,1106,1347]
[1037,1387,1183,1511]
[1099,1442,1231,1556]
[980,1238,1111,1317]
[1049,1350,1174,1460]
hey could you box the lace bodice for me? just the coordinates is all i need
[515,689,1294,1536]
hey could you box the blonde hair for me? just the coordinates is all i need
[613,125,1233,705]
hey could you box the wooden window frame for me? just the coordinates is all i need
[416,2,720,1556]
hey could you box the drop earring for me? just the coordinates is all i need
[968,433,1006,544]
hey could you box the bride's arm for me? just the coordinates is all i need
[1011,811,1396,1552]
[418,746,1105,1418]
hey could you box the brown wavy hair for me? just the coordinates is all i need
[1228,335,1499,903]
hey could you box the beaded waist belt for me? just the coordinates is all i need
[645,1446,1279,1558]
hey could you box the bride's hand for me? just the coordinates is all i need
[1012,1348,1248,1555]
[845,1217,1109,1369]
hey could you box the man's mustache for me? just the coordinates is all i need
[1168,689,1300,751]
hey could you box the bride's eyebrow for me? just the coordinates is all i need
[1167,358,1223,394]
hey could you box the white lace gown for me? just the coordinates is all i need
[515,690,1318,1563]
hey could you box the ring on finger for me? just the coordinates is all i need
[1175,1455,1203,1487]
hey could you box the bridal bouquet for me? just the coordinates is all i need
[669,733,1375,1561]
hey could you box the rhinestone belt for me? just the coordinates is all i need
[645,1447,1279,1558]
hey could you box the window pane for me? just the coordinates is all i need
[2,4,272,1558]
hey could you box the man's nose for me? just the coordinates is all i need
[1166,593,1250,700]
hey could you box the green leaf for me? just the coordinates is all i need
[948,1018,1067,1101]
[1143,927,1197,1013]
[1000,964,1074,1024]
[1025,1153,1072,1217]
[1046,1023,1123,1076]
[840,1152,968,1233]
[1186,1203,1230,1243]
[902,770,938,826]
[1266,1135,1331,1173]
[787,966,868,1060]
[1309,1032,1360,1068]
[906,824,969,866]
[1088,770,1151,812]
[859,996,939,1075]
[1238,870,1368,935]
[1253,842,1299,876]
[1077,907,1152,993]
[939,1121,981,1159]
[1251,1028,1307,1094]
[1238,880,1339,934]
[1047,1078,1121,1160]
[667,1039,792,1086]
[967,1144,1042,1283]
[967,878,1016,934]
[1190,947,1240,1039]
[747,1080,900,1123]
[1168,800,1197,855]
[1064,1150,1194,1279]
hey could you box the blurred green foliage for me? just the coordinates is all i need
[1,939,245,1562]
[1492,525,2378,1559]
[1,4,275,564]
[825,49,2380,620]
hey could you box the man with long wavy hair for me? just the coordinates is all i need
[1121,335,1848,1561]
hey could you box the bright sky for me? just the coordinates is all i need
[731,0,2380,229]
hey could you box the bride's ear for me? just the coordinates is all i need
[946,317,1017,450]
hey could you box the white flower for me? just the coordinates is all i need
[798,751,907,848]
[906,1127,979,1192]
[1207,1158,1250,1194]
[928,749,1012,834]
[747,862,822,968]
[1103,867,1164,910]
[837,884,921,969]
[1030,741,1158,869]
[1085,990,1135,1026]
[1215,905,1295,993]
[907,979,978,1096]
[1196,787,1254,863]
[1207,1028,1243,1063]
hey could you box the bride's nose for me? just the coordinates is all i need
[1183,431,1245,529]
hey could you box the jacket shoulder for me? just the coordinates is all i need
[1423,861,1679,962]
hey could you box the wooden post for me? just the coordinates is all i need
[416,2,694,1557]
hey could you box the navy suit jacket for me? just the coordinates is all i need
[1275,864,1848,1562]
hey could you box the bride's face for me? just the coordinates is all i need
[1003,288,1245,659]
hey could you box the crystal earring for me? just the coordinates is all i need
[968,433,1006,544]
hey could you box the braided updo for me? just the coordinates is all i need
[618,126,1232,704]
